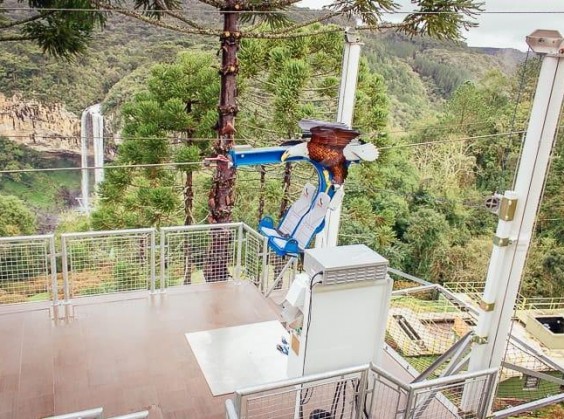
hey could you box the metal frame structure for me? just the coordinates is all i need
[1,225,563,417]
[226,363,498,419]
[0,234,57,305]
[44,407,149,419]
[61,228,156,300]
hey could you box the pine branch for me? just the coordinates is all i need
[0,35,35,41]
[92,0,221,36]
[265,10,343,35]
[197,0,226,7]
[161,9,209,31]
[244,25,343,39]
[153,0,208,31]
[245,0,303,11]
[0,11,55,30]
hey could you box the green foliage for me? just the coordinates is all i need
[93,51,219,230]
[112,261,144,291]
[5,0,105,59]
[0,194,37,236]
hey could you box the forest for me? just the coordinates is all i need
[0,8,561,301]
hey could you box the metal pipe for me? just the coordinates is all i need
[49,235,58,306]
[160,229,166,293]
[160,222,242,233]
[0,234,56,242]
[387,268,432,286]
[61,236,71,303]
[491,394,564,418]
[409,368,498,391]
[236,364,369,396]
[149,230,156,294]
[61,228,155,239]
[110,411,149,419]
[44,407,103,419]
[225,400,239,419]
[235,223,243,281]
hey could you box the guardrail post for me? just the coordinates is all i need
[355,368,369,419]
[49,235,59,307]
[160,229,166,293]
[61,235,71,304]
[260,236,269,293]
[150,229,156,294]
[235,223,243,281]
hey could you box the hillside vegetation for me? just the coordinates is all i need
[0,5,523,124]
[2,9,560,299]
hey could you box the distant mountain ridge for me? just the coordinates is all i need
[0,5,527,131]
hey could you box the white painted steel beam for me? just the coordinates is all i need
[316,31,362,249]
[463,31,564,414]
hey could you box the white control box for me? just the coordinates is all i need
[304,244,388,285]
[288,246,393,377]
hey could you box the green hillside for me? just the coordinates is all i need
[0,7,523,124]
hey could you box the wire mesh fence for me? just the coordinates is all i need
[494,337,564,412]
[236,367,367,419]
[263,251,297,296]
[388,268,432,293]
[160,223,240,286]
[367,368,410,418]
[62,229,155,298]
[408,370,497,419]
[0,235,56,304]
[230,364,498,419]
[386,286,477,374]
[240,224,268,287]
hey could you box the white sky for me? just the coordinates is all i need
[296,0,564,51]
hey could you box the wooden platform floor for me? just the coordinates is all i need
[0,282,279,419]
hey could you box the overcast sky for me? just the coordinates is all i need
[296,0,564,51]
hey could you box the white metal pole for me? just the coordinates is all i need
[315,30,362,248]
[80,109,90,213]
[463,32,564,413]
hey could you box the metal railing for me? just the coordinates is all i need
[226,363,498,419]
[44,407,149,419]
[229,365,369,419]
[444,282,564,312]
[0,223,277,306]
[160,223,241,287]
[0,234,57,305]
[61,228,156,299]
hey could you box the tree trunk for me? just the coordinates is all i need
[204,1,240,282]
[183,170,194,285]
[279,162,292,219]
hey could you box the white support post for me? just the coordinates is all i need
[80,109,90,213]
[463,30,564,414]
[315,30,362,249]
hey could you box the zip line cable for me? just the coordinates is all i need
[2,7,564,14]
[0,130,532,175]
[0,121,528,143]
[0,161,205,174]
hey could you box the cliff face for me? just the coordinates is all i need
[0,93,82,154]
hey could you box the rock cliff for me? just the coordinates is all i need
[0,93,82,154]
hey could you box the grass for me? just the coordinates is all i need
[0,151,81,211]
[496,372,563,402]
[0,170,81,210]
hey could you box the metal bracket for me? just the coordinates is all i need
[479,299,495,312]
[472,335,488,345]
[499,197,517,221]
[493,236,511,247]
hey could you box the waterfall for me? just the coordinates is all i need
[80,104,104,213]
